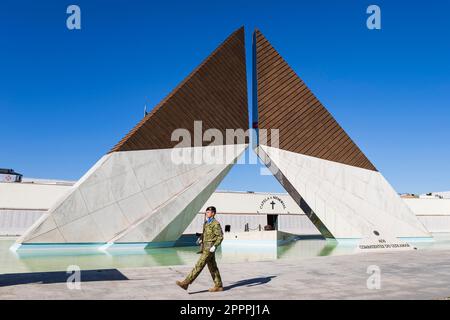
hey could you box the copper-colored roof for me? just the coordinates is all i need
[254,30,377,171]
[111,27,249,152]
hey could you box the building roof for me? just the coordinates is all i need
[0,168,22,175]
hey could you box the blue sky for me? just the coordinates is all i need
[1,0,449,194]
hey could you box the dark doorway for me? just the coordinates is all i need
[267,214,278,230]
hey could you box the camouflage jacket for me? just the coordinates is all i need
[201,218,223,249]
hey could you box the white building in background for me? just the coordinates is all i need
[188,190,320,235]
[0,179,73,236]
[2,179,450,237]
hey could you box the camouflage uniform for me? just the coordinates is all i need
[184,218,224,287]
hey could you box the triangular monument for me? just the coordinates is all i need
[252,29,430,243]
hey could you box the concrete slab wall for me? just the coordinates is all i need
[259,145,431,240]
[17,145,248,244]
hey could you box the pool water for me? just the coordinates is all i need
[1,234,449,275]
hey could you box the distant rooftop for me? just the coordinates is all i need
[0,168,23,183]
[20,178,76,186]
[0,168,22,175]
[421,191,450,199]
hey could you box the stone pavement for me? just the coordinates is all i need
[1,249,450,300]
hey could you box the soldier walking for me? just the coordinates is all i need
[176,206,224,292]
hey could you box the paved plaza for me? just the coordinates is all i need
[1,248,450,300]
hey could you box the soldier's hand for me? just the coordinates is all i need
[209,245,216,253]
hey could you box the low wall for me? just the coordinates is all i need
[2,199,450,237]
[404,198,450,233]
[0,209,44,236]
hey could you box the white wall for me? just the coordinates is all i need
[199,191,304,215]
[403,198,450,216]
[404,198,450,233]
[184,213,320,235]
[0,182,72,210]
[1,181,450,237]
[0,210,44,236]
[259,145,431,239]
[18,145,248,244]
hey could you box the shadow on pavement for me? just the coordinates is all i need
[0,269,128,287]
[189,276,277,294]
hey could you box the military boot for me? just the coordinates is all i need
[208,286,224,292]
[176,280,189,290]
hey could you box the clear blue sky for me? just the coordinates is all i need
[1,0,449,194]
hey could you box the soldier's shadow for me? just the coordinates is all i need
[189,276,276,294]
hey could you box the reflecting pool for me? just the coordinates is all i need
[1,234,449,275]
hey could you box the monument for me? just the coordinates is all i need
[15,27,431,250]
[252,29,430,244]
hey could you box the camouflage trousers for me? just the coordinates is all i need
[185,251,223,287]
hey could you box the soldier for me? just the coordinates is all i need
[176,206,224,292]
